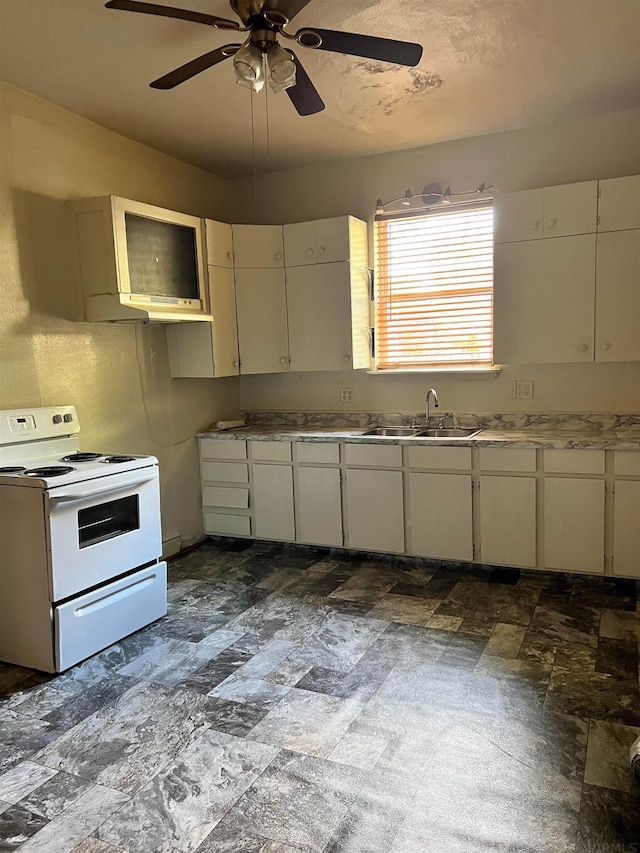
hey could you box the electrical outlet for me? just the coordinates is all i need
[507,381,517,399]
[515,380,534,400]
[340,387,354,403]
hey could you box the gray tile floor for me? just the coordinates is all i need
[1,539,640,852]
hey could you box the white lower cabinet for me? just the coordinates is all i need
[297,466,343,547]
[479,476,537,568]
[409,472,472,560]
[612,480,640,578]
[345,468,404,553]
[543,478,605,573]
[253,463,295,541]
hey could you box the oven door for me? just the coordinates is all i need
[45,466,162,601]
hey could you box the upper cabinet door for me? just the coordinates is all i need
[208,266,240,376]
[595,229,640,362]
[494,182,598,244]
[235,268,289,374]
[494,189,544,244]
[283,216,360,267]
[543,181,597,238]
[598,175,640,232]
[205,219,233,268]
[232,224,284,268]
[494,235,596,363]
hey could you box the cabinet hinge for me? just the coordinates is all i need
[472,544,476,559]
[367,327,376,359]
[597,187,601,199]
[596,215,600,226]
[366,268,375,301]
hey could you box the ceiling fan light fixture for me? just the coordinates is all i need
[267,43,297,92]
[233,42,264,92]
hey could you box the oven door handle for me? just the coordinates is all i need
[48,472,158,503]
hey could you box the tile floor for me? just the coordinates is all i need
[1,539,640,852]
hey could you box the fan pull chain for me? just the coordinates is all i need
[264,54,271,171]
[250,86,258,201]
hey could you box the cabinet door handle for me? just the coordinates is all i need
[578,343,589,352]
[546,218,557,228]
[600,342,611,351]
[306,248,314,256]
[530,220,540,230]
[318,246,326,256]
[275,251,283,260]
[280,356,288,364]
[233,360,239,367]
[226,251,233,260]
[343,354,351,362]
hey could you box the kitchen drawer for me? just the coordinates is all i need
[614,451,640,476]
[200,438,247,460]
[55,562,167,672]
[544,449,604,475]
[345,444,402,468]
[204,512,251,537]
[201,461,249,483]
[251,441,292,462]
[407,446,471,470]
[479,448,537,472]
[202,486,249,509]
[297,442,340,464]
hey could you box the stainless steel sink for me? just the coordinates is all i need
[418,428,480,438]
[359,426,480,439]
[362,427,424,436]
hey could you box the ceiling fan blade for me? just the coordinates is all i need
[287,51,324,116]
[105,1,240,30]
[150,44,239,89]
[263,0,313,23]
[298,27,423,66]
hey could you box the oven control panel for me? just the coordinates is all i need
[0,407,79,445]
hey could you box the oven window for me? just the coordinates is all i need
[77,495,140,548]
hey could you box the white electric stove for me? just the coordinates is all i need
[0,406,167,672]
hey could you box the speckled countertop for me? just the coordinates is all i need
[198,425,640,450]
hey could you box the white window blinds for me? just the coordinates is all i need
[374,201,494,370]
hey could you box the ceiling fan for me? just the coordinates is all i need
[104,0,423,115]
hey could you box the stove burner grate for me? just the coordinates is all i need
[101,455,136,463]
[62,452,103,462]
[24,466,76,477]
[0,466,27,474]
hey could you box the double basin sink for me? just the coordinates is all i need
[356,426,481,440]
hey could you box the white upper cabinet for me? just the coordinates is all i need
[595,229,640,362]
[286,262,370,372]
[598,175,640,232]
[283,216,368,267]
[235,268,289,375]
[494,235,596,363]
[232,224,284,268]
[494,181,598,243]
[205,219,233,268]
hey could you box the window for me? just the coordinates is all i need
[374,201,494,370]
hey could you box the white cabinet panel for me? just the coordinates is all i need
[613,480,640,578]
[201,461,248,483]
[297,466,343,547]
[200,439,247,460]
[346,469,404,553]
[287,263,355,371]
[407,446,471,470]
[494,182,597,244]
[479,448,537,472]
[494,189,544,244]
[494,236,595,364]
[283,216,358,267]
[480,476,536,567]
[235,269,289,374]
[251,441,292,462]
[204,512,251,537]
[202,486,249,509]
[205,219,233,268]
[345,444,402,467]
[297,443,340,464]
[598,175,640,232]
[409,473,472,560]
[544,450,604,474]
[614,452,640,476]
[283,221,317,267]
[232,224,284,268]
[253,464,295,541]
[595,230,640,362]
[544,478,604,573]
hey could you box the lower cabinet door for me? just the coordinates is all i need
[297,466,343,547]
[613,480,640,578]
[253,464,295,541]
[346,468,404,553]
[480,476,537,567]
[409,472,472,560]
[544,478,604,573]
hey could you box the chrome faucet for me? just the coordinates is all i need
[425,388,439,427]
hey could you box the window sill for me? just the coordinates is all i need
[366,367,502,379]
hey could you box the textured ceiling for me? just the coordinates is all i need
[1,0,639,178]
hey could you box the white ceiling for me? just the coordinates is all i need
[1,0,639,178]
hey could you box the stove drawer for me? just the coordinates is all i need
[54,562,167,672]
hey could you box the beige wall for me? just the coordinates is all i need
[232,106,640,415]
[0,83,240,549]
